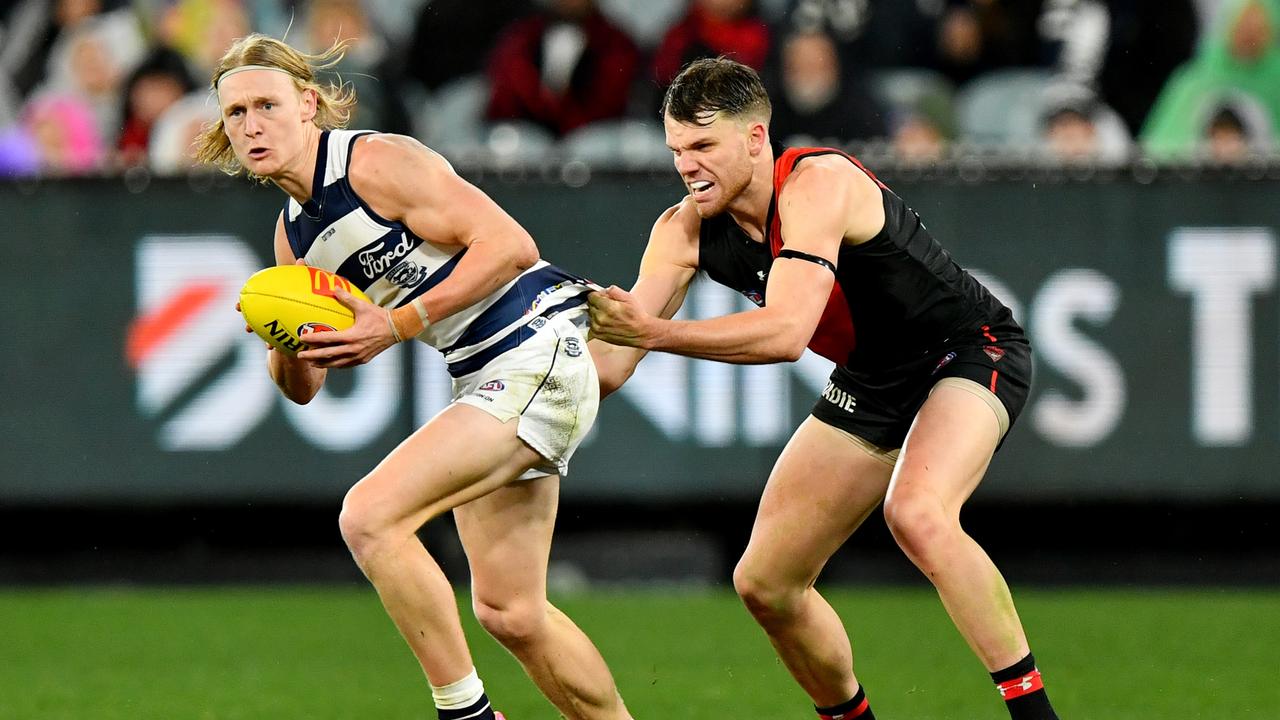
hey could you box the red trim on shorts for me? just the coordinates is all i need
[981,324,998,343]
[996,670,1044,700]
[989,370,999,393]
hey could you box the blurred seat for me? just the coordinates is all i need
[485,121,556,165]
[955,68,1058,148]
[596,0,687,47]
[416,74,489,155]
[0,72,17,127]
[561,119,670,169]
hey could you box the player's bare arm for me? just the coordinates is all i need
[265,211,327,402]
[591,160,870,363]
[297,135,538,367]
[590,199,699,395]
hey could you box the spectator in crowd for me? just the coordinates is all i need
[765,28,885,147]
[406,0,532,92]
[1037,0,1111,86]
[1142,0,1280,159]
[1039,83,1131,164]
[305,0,410,135]
[1203,104,1252,161]
[157,0,251,77]
[485,0,639,137]
[933,0,1044,86]
[32,6,146,145]
[652,0,772,89]
[0,93,104,176]
[115,46,196,168]
[782,0,941,70]
[146,90,217,174]
[892,113,948,162]
[0,0,119,100]
[1097,0,1199,135]
[1200,97,1274,161]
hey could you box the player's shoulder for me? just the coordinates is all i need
[780,152,879,217]
[349,133,452,176]
[654,196,702,238]
[347,133,455,197]
[782,153,859,195]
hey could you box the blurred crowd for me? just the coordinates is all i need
[2,0,1279,178]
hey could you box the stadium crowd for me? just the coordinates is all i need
[0,0,1277,177]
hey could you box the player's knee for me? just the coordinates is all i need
[472,597,547,650]
[883,495,952,560]
[338,492,394,568]
[733,563,798,622]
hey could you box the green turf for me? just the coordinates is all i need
[0,586,1276,719]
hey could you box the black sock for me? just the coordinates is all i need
[815,685,875,720]
[991,653,1059,720]
[437,692,496,720]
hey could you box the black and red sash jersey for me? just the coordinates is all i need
[697,144,1025,373]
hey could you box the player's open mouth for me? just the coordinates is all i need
[690,180,714,196]
[248,147,269,160]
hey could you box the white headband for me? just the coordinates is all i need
[216,64,294,89]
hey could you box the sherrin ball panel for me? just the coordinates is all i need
[238,265,371,356]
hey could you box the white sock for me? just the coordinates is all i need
[431,668,486,710]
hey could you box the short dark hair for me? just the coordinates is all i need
[661,57,771,126]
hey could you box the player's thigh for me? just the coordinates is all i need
[887,382,1002,514]
[344,403,545,533]
[453,473,559,606]
[740,416,895,587]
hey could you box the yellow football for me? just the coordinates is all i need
[239,265,371,355]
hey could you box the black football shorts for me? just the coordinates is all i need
[810,335,1032,451]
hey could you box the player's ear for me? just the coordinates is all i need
[746,120,768,156]
[299,87,318,123]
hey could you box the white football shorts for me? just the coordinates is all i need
[451,310,598,478]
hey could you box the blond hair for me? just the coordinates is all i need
[194,34,357,177]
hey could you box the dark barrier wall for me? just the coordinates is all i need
[2,174,1278,504]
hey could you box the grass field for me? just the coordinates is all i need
[1,586,1277,719]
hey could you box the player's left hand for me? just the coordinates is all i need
[588,285,656,348]
[295,288,396,368]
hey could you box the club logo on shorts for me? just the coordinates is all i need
[528,316,548,330]
[983,345,1005,362]
[562,337,583,357]
[297,322,336,335]
[742,289,764,307]
[932,351,957,375]
[478,380,505,392]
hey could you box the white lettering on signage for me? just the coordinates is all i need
[1168,228,1275,445]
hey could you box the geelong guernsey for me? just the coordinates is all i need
[283,130,595,377]
[698,144,1024,373]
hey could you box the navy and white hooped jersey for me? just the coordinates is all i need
[283,129,596,377]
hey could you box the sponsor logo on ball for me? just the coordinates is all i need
[298,322,336,335]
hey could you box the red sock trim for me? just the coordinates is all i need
[996,669,1044,700]
[818,697,869,720]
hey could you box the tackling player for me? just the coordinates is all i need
[196,34,632,720]
[589,57,1060,720]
